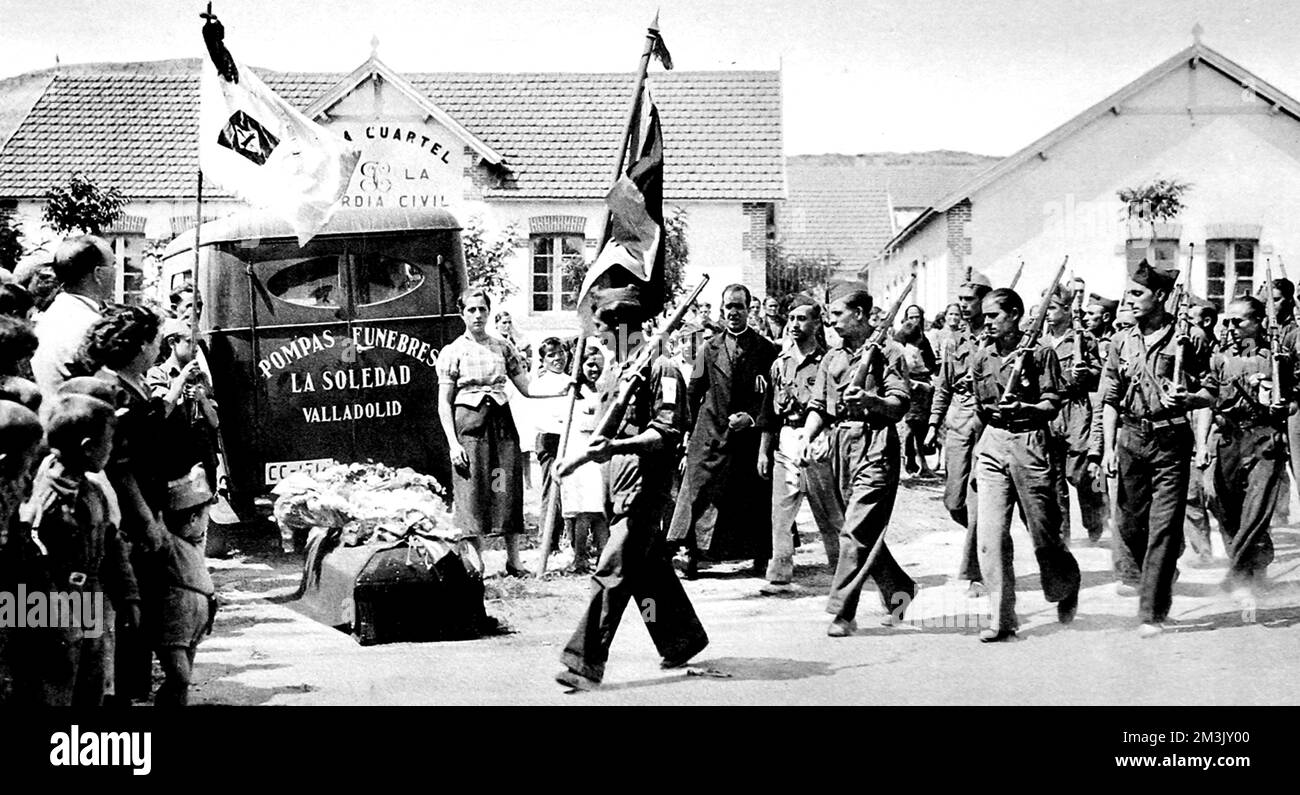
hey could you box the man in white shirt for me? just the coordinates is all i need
[31,236,115,397]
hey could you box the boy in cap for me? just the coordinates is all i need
[925,270,992,591]
[28,394,140,705]
[555,285,707,690]
[153,465,217,706]
[0,401,45,704]
[1097,260,1217,637]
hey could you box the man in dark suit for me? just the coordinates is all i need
[668,284,778,578]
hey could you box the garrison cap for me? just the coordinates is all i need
[962,270,993,289]
[787,294,819,311]
[1132,259,1177,291]
[827,280,870,304]
[1087,293,1120,315]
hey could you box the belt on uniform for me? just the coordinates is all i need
[1121,415,1188,433]
[834,418,891,431]
[984,421,1049,434]
[782,411,808,427]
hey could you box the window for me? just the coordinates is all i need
[356,253,424,306]
[1206,240,1256,309]
[1125,238,1180,275]
[266,256,343,307]
[531,235,582,313]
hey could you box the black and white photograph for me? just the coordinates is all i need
[0,0,1293,776]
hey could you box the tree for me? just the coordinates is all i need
[562,205,690,312]
[767,237,838,305]
[663,205,689,303]
[0,213,22,273]
[43,172,128,236]
[461,217,520,303]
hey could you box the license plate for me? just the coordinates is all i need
[264,458,334,484]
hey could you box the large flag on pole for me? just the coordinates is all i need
[576,84,667,332]
[198,16,360,246]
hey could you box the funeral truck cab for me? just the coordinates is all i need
[161,207,467,521]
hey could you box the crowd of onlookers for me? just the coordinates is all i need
[0,235,217,707]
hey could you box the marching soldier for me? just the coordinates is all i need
[1184,299,1221,565]
[555,286,708,690]
[1195,296,1294,609]
[1041,284,1104,543]
[800,287,915,637]
[924,271,992,590]
[970,288,1079,642]
[757,296,840,593]
[1095,260,1218,638]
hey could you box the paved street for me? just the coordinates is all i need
[191,475,1300,705]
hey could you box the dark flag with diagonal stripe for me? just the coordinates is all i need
[576,84,667,332]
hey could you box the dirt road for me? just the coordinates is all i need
[191,476,1300,705]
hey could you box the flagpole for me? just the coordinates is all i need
[191,169,203,349]
[535,14,664,577]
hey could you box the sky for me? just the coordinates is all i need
[2,0,1298,156]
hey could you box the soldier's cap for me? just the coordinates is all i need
[963,270,993,289]
[1273,277,1295,302]
[1087,293,1120,315]
[1132,259,1177,291]
[787,294,819,312]
[827,280,870,304]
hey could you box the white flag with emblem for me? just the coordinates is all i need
[199,18,360,246]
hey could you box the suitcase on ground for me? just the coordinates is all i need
[351,541,487,645]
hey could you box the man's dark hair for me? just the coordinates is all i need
[1195,304,1220,326]
[0,399,42,476]
[1231,295,1266,324]
[0,283,34,318]
[839,289,873,316]
[721,284,752,306]
[537,336,568,370]
[77,304,161,372]
[985,287,1025,318]
[0,316,38,376]
[52,235,110,288]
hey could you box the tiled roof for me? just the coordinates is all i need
[0,59,784,203]
[877,164,995,208]
[780,162,894,273]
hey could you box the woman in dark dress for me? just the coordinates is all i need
[436,288,568,576]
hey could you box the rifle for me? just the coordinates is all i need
[850,272,917,393]
[1000,255,1068,402]
[1168,272,1191,390]
[556,275,710,478]
[1266,257,1283,406]
[1009,259,1024,289]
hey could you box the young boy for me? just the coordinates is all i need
[0,400,45,704]
[29,394,140,706]
[154,466,217,707]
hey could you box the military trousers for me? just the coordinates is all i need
[766,425,842,583]
[974,426,1080,633]
[1115,422,1193,623]
[824,423,914,623]
[560,454,708,683]
[1210,425,1281,586]
[943,400,984,580]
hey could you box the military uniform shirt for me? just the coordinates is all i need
[1099,315,1218,420]
[809,340,911,424]
[760,341,828,428]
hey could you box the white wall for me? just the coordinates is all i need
[889,58,1300,309]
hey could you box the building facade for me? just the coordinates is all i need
[876,40,1300,315]
[0,53,784,338]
